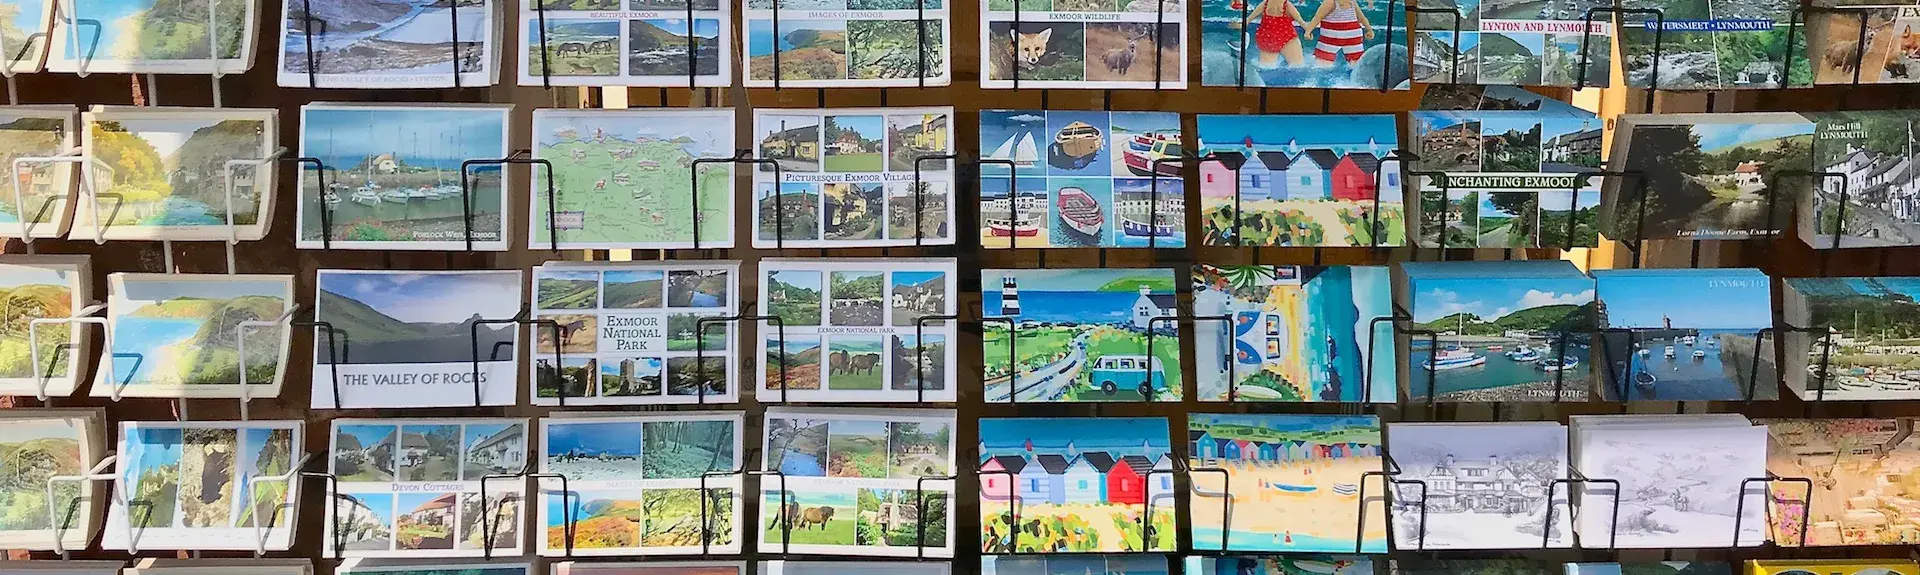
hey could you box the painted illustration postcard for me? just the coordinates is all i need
[1397,560,1559,575]
[1385,422,1569,549]
[1807,7,1920,86]
[0,411,104,551]
[277,0,498,87]
[1569,414,1767,548]
[530,261,740,405]
[983,556,1168,575]
[521,0,730,87]
[752,108,955,248]
[1603,113,1815,240]
[104,420,303,551]
[1617,0,1806,90]
[311,269,522,409]
[761,407,956,557]
[72,107,277,242]
[0,256,88,398]
[326,419,529,557]
[978,110,1184,248]
[1762,418,1920,546]
[95,273,293,400]
[1749,561,1920,575]
[1780,277,1920,400]
[48,0,256,74]
[122,559,313,575]
[555,562,743,575]
[296,104,513,251]
[1411,0,1612,86]
[1198,0,1408,88]
[744,0,949,87]
[1567,564,1734,575]
[763,562,948,575]
[531,109,735,249]
[0,0,55,74]
[1194,114,1405,247]
[1188,414,1386,552]
[1595,269,1772,401]
[980,0,1183,89]
[538,412,743,556]
[1803,111,1920,248]
[1192,265,1396,402]
[1400,260,1595,401]
[983,268,1180,402]
[979,417,1173,553]
[0,106,76,239]
[1186,556,1374,575]
[1409,110,1605,249]
[758,258,957,402]
[335,562,531,575]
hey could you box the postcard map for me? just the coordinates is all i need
[1410,0,1612,86]
[539,413,744,556]
[97,273,293,399]
[105,420,302,551]
[73,107,276,242]
[325,418,530,557]
[1188,414,1386,553]
[1808,7,1920,85]
[979,0,1184,89]
[753,108,955,248]
[531,109,735,249]
[1387,422,1570,549]
[761,408,956,557]
[557,562,744,575]
[0,257,87,398]
[337,563,531,575]
[1198,0,1408,88]
[1192,265,1396,402]
[1617,0,1807,89]
[0,413,100,550]
[1571,415,1768,548]
[1604,114,1815,240]
[277,0,498,87]
[1805,110,1920,248]
[521,0,730,87]
[759,258,957,402]
[49,0,255,74]
[531,262,740,405]
[296,104,513,251]
[311,270,523,409]
[984,268,1181,402]
[979,417,1174,553]
[0,0,53,74]
[1186,556,1374,575]
[743,0,949,87]
[1762,418,1920,546]
[979,110,1184,248]
[1780,277,1920,400]
[0,106,75,239]
[1409,110,1604,249]
[1402,261,1596,402]
[1195,114,1405,247]
[1595,269,1773,401]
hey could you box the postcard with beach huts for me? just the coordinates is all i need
[1398,260,1595,402]
[0,106,77,239]
[96,273,294,400]
[276,0,497,87]
[1197,0,1409,89]
[759,259,956,402]
[1603,113,1815,241]
[327,418,529,557]
[1195,114,1405,247]
[1780,276,1920,400]
[744,3,951,88]
[521,2,730,87]
[978,417,1174,553]
[1569,414,1768,549]
[1386,422,1570,549]
[72,107,278,242]
[1409,109,1605,249]
[753,109,955,248]
[983,268,1181,402]
[531,261,740,405]
[105,420,303,551]
[1595,268,1773,401]
[1763,418,1920,547]
[311,270,522,408]
[979,110,1185,248]
[980,0,1184,90]
[983,555,1169,575]
[296,104,514,251]
[1802,111,1920,249]
[531,109,735,249]
[1186,555,1375,575]
[0,411,104,551]
[539,412,743,556]
[761,408,956,557]
[0,256,88,398]
[51,0,255,74]
[1188,414,1385,553]
[1192,265,1396,403]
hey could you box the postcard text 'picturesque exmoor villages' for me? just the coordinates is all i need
[978,417,1174,553]
[540,413,743,556]
[980,110,1184,248]
[754,109,955,248]
[532,262,741,405]
[762,408,956,557]
[521,0,731,87]
[1188,414,1386,553]
[532,109,735,250]
[326,419,529,557]
[1191,265,1397,402]
[1195,114,1404,247]
[106,421,303,551]
[760,259,956,402]
[311,270,524,408]
[984,268,1181,402]
[297,104,514,251]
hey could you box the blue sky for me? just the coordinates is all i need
[892,271,944,289]
[1505,32,1546,56]
[770,270,820,291]
[604,358,661,375]
[1480,116,1542,137]
[345,492,394,524]
[128,426,182,480]
[986,268,1174,292]
[0,265,70,289]
[1414,111,1474,132]
[1111,111,1179,135]
[828,115,884,143]
[120,277,284,305]
[1542,116,1600,141]
[829,419,886,437]
[1596,271,1771,328]
[549,490,635,525]
[1479,193,1527,218]
[539,111,728,153]
[1692,121,1815,152]
[980,110,1047,177]
[547,422,642,456]
[979,417,1171,452]
[640,18,719,39]
[604,270,663,284]
[1539,190,1603,210]
[319,271,520,325]
[338,425,394,451]
[768,335,820,353]
[1412,278,1594,323]
[1192,414,1377,433]
[747,19,843,57]
[1195,114,1397,149]
[303,107,508,169]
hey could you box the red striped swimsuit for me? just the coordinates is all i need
[1313,3,1365,63]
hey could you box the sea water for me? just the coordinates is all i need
[1607,329,1753,400]
[1407,340,1592,397]
[1197,8,1406,88]
[984,290,1140,325]
[111,316,206,384]
[1192,527,1388,553]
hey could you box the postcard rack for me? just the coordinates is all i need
[482,460,566,558]
[697,310,782,404]
[26,302,106,401]
[45,454,117,557]
[243,453,314,556]
[293,0,476,89]
[464,151,557,252]
[1734,473,1815,548]
[1146,314,1230,402]
[910,153,962,249]
[1542,466,1622,550]
[1358,451,1424,552]
[692,153,784,251]
[474,306,563,407]
[1745,324,1846,410]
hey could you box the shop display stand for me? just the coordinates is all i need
[463,151,556,252]
[698,310,783,404]
[472,307,563,406]
[484,461,568,558]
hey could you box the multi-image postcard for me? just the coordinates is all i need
[335,560,532,575]
[1763,418,1920,546]
[531,108,735,250]
[0,409,106,551]
[48,0,257,74]
[96,273,294,400]
[980,0,1184,89]
[983,268,1181,402]
[0,106,77,239]
[554,562,743,575]
[538,412,744,556]
[1385,421,1571,550]
[761,407,956,557]
[1617,0,1807,90]
[979,417,1174,553]
[1802,110,1920,249]
[1603,113,1815,241]
[1191,265,1397,403]
[277,0,500,87]
[1594,268,1773,401]
[1410,0,1612,87]
[759,258,957,403]
[296,103,514,251]
[1408,110,1605,249]
[752,108,955,248]
[1194,114,1405,247]
[1188,414,1387,553]
[979,110,1184,248]
[983,556,1169,575]
[1779,276,1920,400]
[105,420,304,551]
[744,0,950,87]
[74,106,278,242]
[530,261,741,405]
[521,0,730,87]
[763,563,948,575]
[0,255,89,398]
[311,269,524,409]
[1198,0,1409,89]
[325,419,531,558]
[1806,7,1920,86]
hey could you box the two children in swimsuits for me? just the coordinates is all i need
[1232,0,1374,68]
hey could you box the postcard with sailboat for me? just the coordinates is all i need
[1779,276,1920,400]
[1398,260,1596,402]
[1194,114,1403,247]
[1191,265,1397,402]
[1595,268,1773,401]
[979,110,1185,248]
[296,104,514,251]
[752,108,955,248]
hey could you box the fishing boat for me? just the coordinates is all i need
[322,189,342,206]
[1423,346,1486,370]
[1122,137,1184,177]
[1539,356,1580,372]
[381,189,410,203]
[983,195,1043,237]
[1118,207,1181,238]
[1692,350,1707,359]
[984,215,1039,237]
[1681,335,1697,346]
[1637,347,1650,357]
[1330,483,1358,496]
[1900,370,1920,382]
[1505,346,1543,362]
[1635,370,1657,390]
[989,130,1041,169]
[350,187,382,206]
[1663,346,1676,359]
[1706,338,1718,348]
[1056,186,1104,237]
[1050,121,1104,169]
[1265,482,1318,495]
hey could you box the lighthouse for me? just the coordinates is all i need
[1001,275,1020,315]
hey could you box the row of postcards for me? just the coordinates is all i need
[17,559,1918,575]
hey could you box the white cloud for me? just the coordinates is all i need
[1008,114,1045,123]
[1421,288,1482,321]
[1516,289,1593,310]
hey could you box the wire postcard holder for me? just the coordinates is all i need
[1146,314,1229,401]
[243,452,314,556]
[1579,7,1664,113]
[910,153,961,248]
[233,304,301,421]
[1359,451,1424,552]
[27,301,106,401]
[14,147,123,249]
[1734,472,1815,548]
[696,152,783,250]
[1383,0,1464,91]
[45,454,116,557]
[1746,324,1839,408]
[463,150,554,252]
[474,306,561,407]
[483,460,561,558]
[703,311,786,402]
[1542,466,1621,549]
[1366,149,1418,254]
[1406,167,1600,258]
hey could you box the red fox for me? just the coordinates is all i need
[1012,28,1053,71]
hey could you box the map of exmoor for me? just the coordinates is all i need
[536,135,732,246]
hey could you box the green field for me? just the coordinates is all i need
[764,515,856,545]
[981,327,1077,377]
[1075,329,1182,401]
[824,154,884,172]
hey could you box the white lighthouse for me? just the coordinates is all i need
[1001,275,1020,315]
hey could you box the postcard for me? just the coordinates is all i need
[1603,113,1815,241]
[311,269,521,408]
[983,268,1180,402]
[0,106,77,239]
[1802,111,1920,248]
[1408,110,1605,249]
[0,0,54,74]
[1807,7,1920,86]
[336,561,532,575]
[1410,0,1612,86]
[530,261,740,405]
[1186,556,1375,575]
[521,0,730,87]
[752,108,955,248]
[555,562,743,575]
[0,256,88,398]
[104,420,303,551]
[325,419,529,557]
[1396,560,1558,575]
[276,0,498,87]
[48,0,256,74]
[761,407,956,557]
[1569,414,1767,548]
[530,109,735,250]
[1749,561,1920,575]
[122,559,313,575]
[980,0,1183,89]
[1193,265,1396,402]
[1618,0,1806,90]
[0,560,121,575]
[1194,114,1405,247]
[295,103,514,251]
[539,412,743,556]
[1399,260,1595,402]
[759,258,957,402]
[0,410,105,551]
[761,562,949,575]
[979,110,1184,248]
[1384,422,1569,549]
[94,273,294,400]
[1780,276,1920,400]
[1762,418,1920,546]
[1197,0,1408,88]
[71,107,277,242]
[744,0,949,87]
[983,556,1169,575]
[1594,269,1773,401]
[1188,414,1385,552]
[978,417,1173,553]
[1568,564,1734,575]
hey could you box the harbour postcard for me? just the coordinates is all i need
[1398,260,1596,402]
[1780,276,1920,400]
[296,104,514,251]
[1594,268,1773,401]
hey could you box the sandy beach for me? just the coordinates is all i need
[1190,457,1387,550]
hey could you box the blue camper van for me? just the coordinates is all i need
[1087,354,1169,398]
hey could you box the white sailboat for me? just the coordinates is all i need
[990,130,1040,168]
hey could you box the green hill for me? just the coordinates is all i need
[1096,276,1176,293]
[628,19,691,52]
[1415,302,1595,335]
